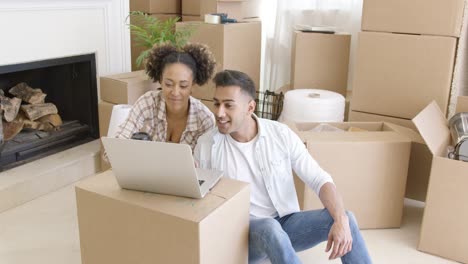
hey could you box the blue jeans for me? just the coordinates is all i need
[249,209,372,264]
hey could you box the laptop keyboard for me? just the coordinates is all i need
[198,180,205,186]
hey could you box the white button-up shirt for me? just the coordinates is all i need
[194,115,334,217]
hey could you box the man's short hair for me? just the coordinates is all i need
[213,70,256,100]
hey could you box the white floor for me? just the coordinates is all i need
[0,180,456,264]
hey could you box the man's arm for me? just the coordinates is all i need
[319,182,353,260]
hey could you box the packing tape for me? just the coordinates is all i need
[204,14,221,24]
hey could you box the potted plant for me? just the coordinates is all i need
[127,11,197,68]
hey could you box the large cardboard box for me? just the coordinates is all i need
[288,122,411,229]
[176,21,261,100]
[351,32,457,119]
[413,97,468,263]
[361,0,466,37]
[349,110,433,201]
[100,71,160,105]
[130,0,181,14]
[76,171,250,264]
[291,31,351,97]
[131,14,180,71]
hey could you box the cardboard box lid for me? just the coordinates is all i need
[412,101,451,157]
[288,121,412,143]
[75,170,249,222]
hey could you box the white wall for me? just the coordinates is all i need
[0,0,131,77]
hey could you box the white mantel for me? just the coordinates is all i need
[0,0,131,76]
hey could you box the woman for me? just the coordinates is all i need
[114,43,216,150]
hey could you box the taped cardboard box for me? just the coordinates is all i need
[413,97,468,263]
[291,31,351,97]
[76,171,250,264]
[362,0,465,37]
[351,32,457,119]
[288,121,411,229]
[131,14,180,71]
[100,71,160,105]
[176,21,261,100]
[184,0,260,20]
[130,0,181,14]
[349,110,433,201]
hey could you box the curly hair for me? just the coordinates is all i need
[145,43,216,86]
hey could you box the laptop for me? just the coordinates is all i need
[101,137,223,199]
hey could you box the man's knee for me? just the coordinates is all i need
[345,210,359,230]
[250,218,285,242]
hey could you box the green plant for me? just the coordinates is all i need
[127,11,197,67]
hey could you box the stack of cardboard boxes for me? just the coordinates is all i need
[349,0,466,202]
[350,0,465,127]
[130,0,182,70]
[181,0,261,22]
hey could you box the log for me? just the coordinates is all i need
[21,103,58,121]
[9,82,46,104]
[3,120,24,141]
[37,114,62,128]
[0,95,21,122]
[23,114,62,132]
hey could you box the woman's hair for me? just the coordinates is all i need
[145,43,216,86]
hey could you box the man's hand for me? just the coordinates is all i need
[325,214,353,260]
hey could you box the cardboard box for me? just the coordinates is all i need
[362,0,466,37]
[291,31,351,97]
[182,0,201,15]
[130,0,181,14]
[200,99,216,113]
[98,101,115,138]
[413,97,468,263]
[288,121,411,229]
[176,21,261,100]
[76,171,250,264]
[184,0,259,20]
[100,71,160,105]
[349,110,433,201]
[130,14,181,71]
[182,15,203,22]
[351,32,457,119]
[349,110,417,131]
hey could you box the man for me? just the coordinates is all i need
[194,70,372,264]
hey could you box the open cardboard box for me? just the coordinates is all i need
[76,171,250,264]
[413,97,468,263]
[288,121,412,229]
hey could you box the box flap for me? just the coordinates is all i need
[456,96,468,113]
[383,123,425,144]
[76,171,248,222]
[412,101,450,157]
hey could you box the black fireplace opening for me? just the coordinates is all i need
[0,54,99,171]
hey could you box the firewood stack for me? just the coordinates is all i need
[0,83,63,141]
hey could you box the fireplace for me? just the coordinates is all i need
[0,54,99,171]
